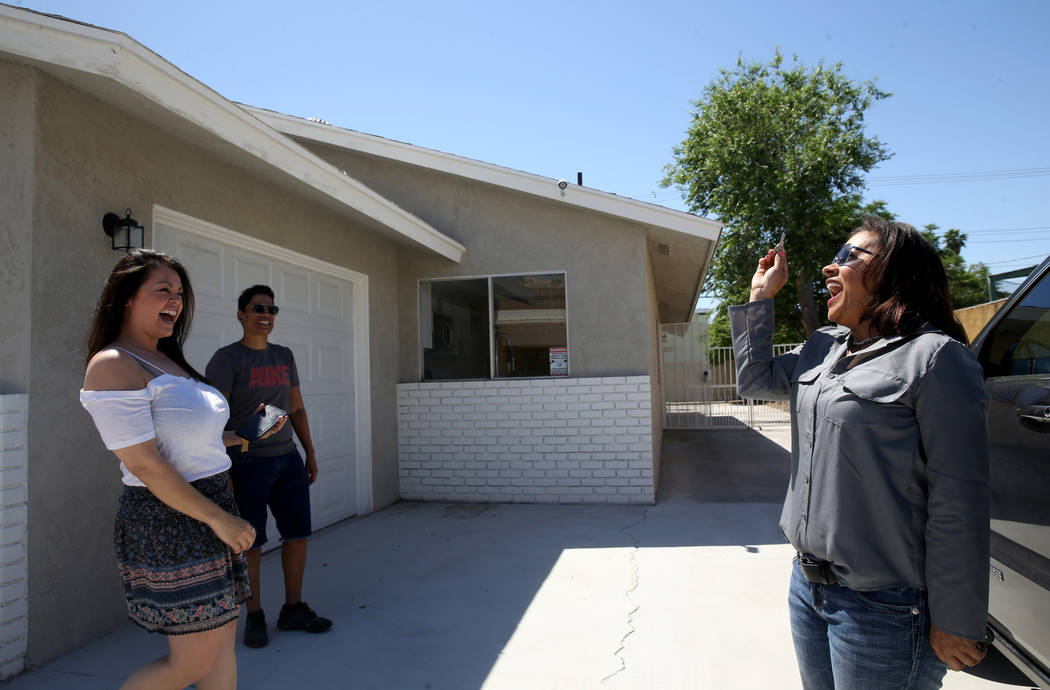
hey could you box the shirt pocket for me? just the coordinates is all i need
[824,368,913,429]
[790,366,822,414]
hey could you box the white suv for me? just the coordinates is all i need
[969,254,1050,688]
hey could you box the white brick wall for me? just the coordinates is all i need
[0,394,28,681]
[397,377,654,504]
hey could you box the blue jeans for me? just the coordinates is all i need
[789,559,947,689]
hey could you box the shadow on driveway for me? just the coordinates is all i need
[2,428,794,690]
[659,427,791,504]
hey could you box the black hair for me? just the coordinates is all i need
[85,249,208,381]
[855,217,969,343]
[237,284,275,312]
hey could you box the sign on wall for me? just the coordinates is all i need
[549,346,568,376]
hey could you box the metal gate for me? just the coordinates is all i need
[659,320,797,430]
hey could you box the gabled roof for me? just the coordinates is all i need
[0,3,722,321]
[246,107,723,322]
[0,4,465,262]
[246,106,722,243]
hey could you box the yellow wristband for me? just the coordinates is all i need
[240,438,250,452]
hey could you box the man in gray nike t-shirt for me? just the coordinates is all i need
[206,284,332,649]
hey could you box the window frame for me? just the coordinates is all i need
[977,262,1050,379]
[418,270,570,381]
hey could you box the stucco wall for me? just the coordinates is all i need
[0,62,35,395]
[22,68,404,665]
[294,141,654,382]
[0,63,37,681]
[644,243,664,492]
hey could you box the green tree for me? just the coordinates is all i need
[664,50,891,339]
[920,224,989,309]
[943,228,967,255]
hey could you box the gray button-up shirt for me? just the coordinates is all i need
[729,299,990,640]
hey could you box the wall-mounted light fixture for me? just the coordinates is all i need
[102,209,144,252]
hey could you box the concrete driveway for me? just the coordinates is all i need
[1,428,1024,689]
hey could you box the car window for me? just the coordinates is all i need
[979,271,1050,378]
[973,262,1050,686]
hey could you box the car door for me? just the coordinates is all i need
[972,258,1050,685]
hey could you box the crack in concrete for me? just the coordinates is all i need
[601,508,649,687]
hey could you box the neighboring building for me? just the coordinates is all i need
[0,5,720,675]
[955,299,1008,343]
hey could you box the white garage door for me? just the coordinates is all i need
[152,207,370,532]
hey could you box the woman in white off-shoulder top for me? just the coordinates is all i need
[80,249,285,690]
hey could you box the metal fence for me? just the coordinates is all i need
[659,321,798,430]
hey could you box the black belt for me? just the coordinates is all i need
[798,553,838,585]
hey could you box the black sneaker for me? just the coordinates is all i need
[277,601,332,633]
[243,610,268,648]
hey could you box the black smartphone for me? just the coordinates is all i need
[235,403,286,442]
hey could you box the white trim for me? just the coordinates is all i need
[422,270,569,282]
[245,107,723,242]
[152,205,374,514]
[487,276,496,379]
[155,206,368,284]
[562,270,572,378]
[0,6,464,263]
[694,234,720,314]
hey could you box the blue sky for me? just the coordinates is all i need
[15,0,1050,302]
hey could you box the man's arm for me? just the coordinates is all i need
[288,386,318,484]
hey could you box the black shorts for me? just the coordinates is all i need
[229,447,312,549]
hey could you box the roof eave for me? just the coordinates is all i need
[244,106,723,244]
[0,5,465,262]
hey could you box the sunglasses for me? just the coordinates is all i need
[832,244,875,266]
[246,304,280,315]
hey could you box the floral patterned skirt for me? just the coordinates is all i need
[114,472,251,635]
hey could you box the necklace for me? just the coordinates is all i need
[848,333,881,349]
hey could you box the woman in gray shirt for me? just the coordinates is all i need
[731,218,989,689]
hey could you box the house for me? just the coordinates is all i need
[0,5,721,676]
[955,299,1008,343]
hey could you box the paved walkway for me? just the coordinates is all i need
[1,428,1021,689]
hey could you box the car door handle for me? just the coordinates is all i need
[1016,405,1050,424]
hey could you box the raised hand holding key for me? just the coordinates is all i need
[750,232,788,301]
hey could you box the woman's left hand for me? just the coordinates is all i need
[749,248,788,301]
[210,511,257,554]
[930,624,987,671]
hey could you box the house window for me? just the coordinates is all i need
[420,278,490,381]
[420,273,568,380]
[493,274,567,377]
